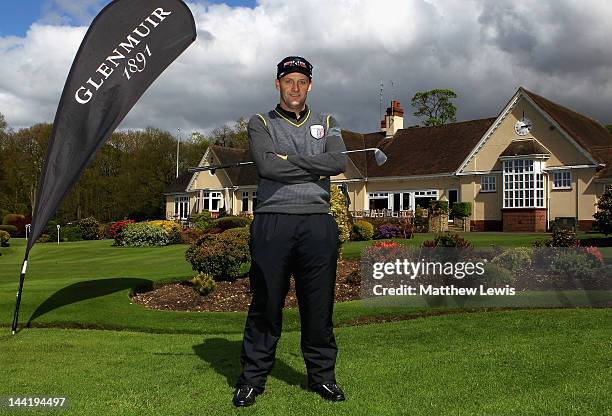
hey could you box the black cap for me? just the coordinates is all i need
[276,56,313,80]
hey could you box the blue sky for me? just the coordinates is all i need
[0,0,256,37]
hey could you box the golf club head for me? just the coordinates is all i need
[374,150,388,166]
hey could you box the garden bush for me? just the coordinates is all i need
[0,230,10,247]
[422,232,473,248]
[551,249,603,281]
[2,213,28,237]
[491,247,532,271]
[147,220,182,244]
[191,211,214,231]
[0,224,18,236]
[352,220,374,241]
[77,216,100,240]
[60,225,83,242]
[109,220,135,238]
[377,223,403,239]
[451,202,472,218]
[551,228,578,247]
[191,273,217,296]
[212,215,251,232]
[185,226,250,281]
[429,199,449,215]
[116,222,169,247]
[180,227,205,244]
[480,262,516,286]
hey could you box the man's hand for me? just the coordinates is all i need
[278,154,326,181]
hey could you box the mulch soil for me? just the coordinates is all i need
[131,259,362,312]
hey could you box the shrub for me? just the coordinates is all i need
[352,220,374,241]
[330,185,352,258]
[551,228,578,247]
[192,211,213,231]
[37,233,51,243]
[117,222,169,247]
[480,262,516,286]
[185,227,250,281]
[451,202,472,218]
[147,220,182,244]
[367,218,413,239]
[422,232,473,248]
[551,249,603,281]
[0,230,10,247]
[180,227,205,244]
[60,225,83,242]
[77,216,100,240]
[212,215,251,232]
[377,224,403,239]
[2,213,28,237]
[191,273,217,296]
[44,220,59,236]
[0,224,18,236]
[491,247,532,271]
[109,220,135,238]
[429,200,449,215]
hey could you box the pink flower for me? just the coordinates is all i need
[584,246,604,264]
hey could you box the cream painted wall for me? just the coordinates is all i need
[548,168,599,221]
[463,96,593,173]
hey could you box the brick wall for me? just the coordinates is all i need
[471,220,503,232]
[502,209,547,232]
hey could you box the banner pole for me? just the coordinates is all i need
[11,253,30,335]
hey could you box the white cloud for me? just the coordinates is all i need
[1,0,612,135]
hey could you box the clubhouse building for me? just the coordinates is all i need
[164,87,612,232]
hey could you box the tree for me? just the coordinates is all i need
[410,89,458,126]
[606,124,612,135]
[594,186,612,235]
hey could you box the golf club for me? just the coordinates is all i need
[187,148,387,174]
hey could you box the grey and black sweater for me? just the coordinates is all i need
[247,105,348,214]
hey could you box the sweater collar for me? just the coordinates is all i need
[275,103,309,121]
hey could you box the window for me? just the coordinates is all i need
[481,176,496,192]
[252,191,258,209]
[503,159,544,208]
[202,191,223,212]
[368,192,389,210]
[553,169,571,189]
[174,196,189,220]
[242,191,249,212]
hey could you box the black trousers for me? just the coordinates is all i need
[236,213,339,391]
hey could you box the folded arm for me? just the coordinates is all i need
[286,115,348,177]
[248,115,320,184]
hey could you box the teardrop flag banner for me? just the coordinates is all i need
[12,0,197,334]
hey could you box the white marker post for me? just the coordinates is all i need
[57,224,60,245]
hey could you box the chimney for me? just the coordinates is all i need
[380,100,404,137]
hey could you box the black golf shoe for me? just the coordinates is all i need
[310,382,346,402]
[232,385,262,407]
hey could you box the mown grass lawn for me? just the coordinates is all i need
[1,235,611,415]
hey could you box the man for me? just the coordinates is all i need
[233,56,348,407]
